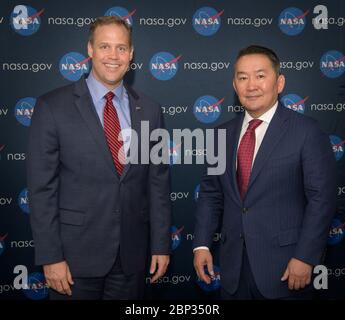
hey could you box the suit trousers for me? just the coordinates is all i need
[49,252,146,300]
[221,244,314,300]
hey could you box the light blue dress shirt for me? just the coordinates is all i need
[86,71,132,156]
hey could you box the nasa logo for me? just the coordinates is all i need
[329,135,344,161]
[104,7,136,26]
[150,52,181,81]
[59,52,90,82]
[192,7,223,36]
[278,7,308,36]
[194,184,200,202]
[0,234,7,256]
[18,188,30,214]
[14,97,36,126]
[171,226,184,250]
[320,50,345,78]
[10,5,43,36]
[169,140,181,165]
[280,94,308,114]
[196,265,221,291]
[193,95,223,124]
[23,272,49,300]
[328,218,344,245]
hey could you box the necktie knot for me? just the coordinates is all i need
[247,119,263,131]
[105,91,115,103]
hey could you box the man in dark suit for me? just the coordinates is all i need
[27,16,171,300]
[193,45,336,299]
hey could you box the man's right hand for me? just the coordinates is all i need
[43,261,74,295]
[193,249,214,284]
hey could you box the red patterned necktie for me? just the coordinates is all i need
[103,91,125,175]
[237,119,263,199]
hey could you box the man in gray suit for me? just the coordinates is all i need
[193,45,336,299]
[27,16,171,300]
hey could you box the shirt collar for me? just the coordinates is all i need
[243,101,278,127]
[86,70,124,102]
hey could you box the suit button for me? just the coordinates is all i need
[242,207,248,213]
[240,233,243,239]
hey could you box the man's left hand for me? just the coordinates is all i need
[150,255,170,283]
[281,258,313,290]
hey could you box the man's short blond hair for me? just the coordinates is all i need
[89,16,132,47]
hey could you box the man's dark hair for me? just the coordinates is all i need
[235,45,281,75]
[89,16,132,47]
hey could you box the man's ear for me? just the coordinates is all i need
[129,46,134,61]
[233,79,238,94]
[277,74,285,94]
[87,41,93,58]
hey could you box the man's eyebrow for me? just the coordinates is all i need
[255,69,267,73]
[235,68,269,74]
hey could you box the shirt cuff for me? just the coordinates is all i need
[193,246,210,252]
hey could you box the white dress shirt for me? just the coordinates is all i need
[236,101,278,168]
[194,101,279,252]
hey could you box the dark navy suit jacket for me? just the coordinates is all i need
[27,78,171,277]
[193,104,336,298]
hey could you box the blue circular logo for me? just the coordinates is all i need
[280,94,307,114]
[105,7,135,26]
[18,188,30,214]
[320,50,345,78]
[23,272,49,300]
[10,5,42,36]
[59,52,90,82]
[104,7,136,26]
[196,265,221,292]
[330,135,344,161]
[150,52,180,81]
[193,95,223,124]
[169,140,180,165]
[14,97,36,126]
[278,7,307,36]
[328,218,344,246]
[192,7,222,36]
[171,226,184,250]
[194,184,200,202]
[0,234,7,256]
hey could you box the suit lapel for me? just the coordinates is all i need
[226,114,244,205]
[120,85,142,182]
[73,78,118,177]
[247,104,290,193]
